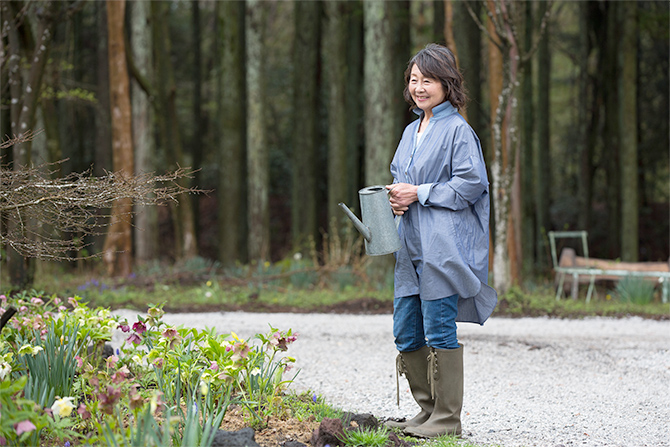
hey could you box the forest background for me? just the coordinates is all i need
[1,0,668,295]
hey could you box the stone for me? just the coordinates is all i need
[211,427,261,447]
[310,417,346,447]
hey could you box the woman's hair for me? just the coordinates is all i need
[403,43,468,111]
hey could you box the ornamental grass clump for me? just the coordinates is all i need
[615,276,656,305]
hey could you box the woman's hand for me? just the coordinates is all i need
[386,183,418,216]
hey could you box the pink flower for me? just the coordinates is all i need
[161,327,178,339]
[58,305,67,312]
[0,435,6,445]
[0,294,6,303]
[77,403,91,420]
[210,361,219,372]
[19,306,28,313]
[111,365,130,384]
[53,297,61,305]
[68,297,78,307]
[30,297,44,306]
[153,358,164,369]
[106,355,119,369]
[75,355,84,368]
[117,323,130,332]
[132,321,146,334]
[127,334,142,345]
[14,420,36,435]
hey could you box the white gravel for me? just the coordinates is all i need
[112,310,670,447]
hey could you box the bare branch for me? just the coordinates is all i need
[521,0,555,64]
[0,160,202,260]
[465,1,505,54]
[0,130,43,150]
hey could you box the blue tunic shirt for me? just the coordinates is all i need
[390,101,497,324]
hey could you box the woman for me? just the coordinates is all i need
[385,44,497,438]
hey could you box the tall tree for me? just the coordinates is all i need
[152,1,198,260]
[521,1,535,274]
[103,0,134,277]
[219,0,247,266]
[246,0,270,262]
[191,0,204,238]
[292,0,320,249]
[4,1,57,288]
[324,1,348,237]
[603,2,621,258]
[363,1,395,187]
[468,0,552,292]
[619,1,638,262]
[535,0,551,270]
[130,0,157,262]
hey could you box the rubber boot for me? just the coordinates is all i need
[404,345,463,438]
[385,345,433,429]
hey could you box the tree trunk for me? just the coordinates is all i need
[619,1,638,262]
[219,0,247,266]
[346,1,364,212]
[130,0,157,262]
[535,0,551,269]
[363,1,395,187]
[324,1,349,237]
[103,0,134,277]
[191,0,204,239]
[151,1,198,260]
[246,0,270,262]
[453,1,484,141]
[5,1,56,289]
[604,2,621,258]
[521,1,535,275]
[292,0,320,249]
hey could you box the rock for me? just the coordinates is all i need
[281,441,307,447]
[211,427,261,447]
[341,412,379,430]
[310,417,346,447]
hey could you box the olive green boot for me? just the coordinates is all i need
[385,345,433,429]
[404,345,463,438]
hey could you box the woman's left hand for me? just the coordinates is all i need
[386,183,418,216]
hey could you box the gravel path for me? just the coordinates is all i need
[113,310,670,447]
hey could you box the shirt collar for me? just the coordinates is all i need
[412,101,458,121]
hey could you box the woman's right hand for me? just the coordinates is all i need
[386,183,417,215]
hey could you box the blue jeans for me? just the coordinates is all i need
[393,294,459,352]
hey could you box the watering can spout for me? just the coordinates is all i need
[338,202,372,241]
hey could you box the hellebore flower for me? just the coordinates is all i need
[117,323,130,333]
[14,420,36,436]
[132,321,146,334]
[105,355,119,369]
[30,297,44,306]
[127,334,142,345]
[77,403,91,420]
[51,397,76,417]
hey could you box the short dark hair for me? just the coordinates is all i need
[403,44,468,111]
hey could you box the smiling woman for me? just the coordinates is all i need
[385,43,497,439]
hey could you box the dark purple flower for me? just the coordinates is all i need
[132,321,146,334]
[127,334,142,345]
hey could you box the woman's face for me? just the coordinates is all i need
[408,64,446,115]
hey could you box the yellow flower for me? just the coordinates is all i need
[206,280,212,287]
[51,396,76,417]
[606,294,612,301]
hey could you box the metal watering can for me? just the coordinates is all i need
[338,185,402,256]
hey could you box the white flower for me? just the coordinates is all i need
[51,396,76,417]
[18,344,43,356]
[0,361,11,380]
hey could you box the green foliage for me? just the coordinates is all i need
[0,292,300,446]
[15,318,82,408]
[283,392,344,422]
[615,276,656,305]
[338,426,391,447]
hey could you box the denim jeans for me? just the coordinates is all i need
[393,294,459,352]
